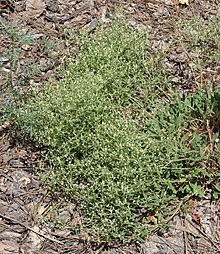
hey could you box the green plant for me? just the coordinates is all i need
[11,18,220,242]
[0,17,53,123]
[174,13,220,78]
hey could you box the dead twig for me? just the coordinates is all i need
[0,212,64,245]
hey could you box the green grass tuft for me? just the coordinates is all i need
[175,13,220,73]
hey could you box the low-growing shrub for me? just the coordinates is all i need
[11,18,220,242]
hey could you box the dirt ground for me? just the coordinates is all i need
[0,0,220,253]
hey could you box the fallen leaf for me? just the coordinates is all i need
[53,228,71,237]
[191,213,201,225]
[146,215,158,224]
[0,243,6,252]
[0,0,14,9]
[179,0,189,5]
[25,0,45,11]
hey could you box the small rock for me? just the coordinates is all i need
[58,210,72,223]
[89,18,99,30]
[175,47,184,53]
[18,176,31,187]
